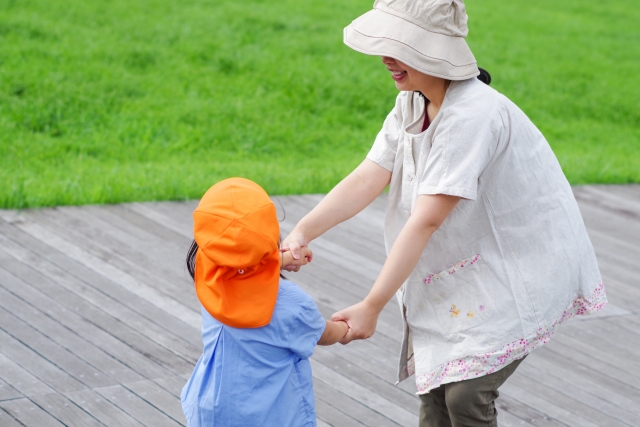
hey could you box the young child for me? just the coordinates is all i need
[181,177,348,427]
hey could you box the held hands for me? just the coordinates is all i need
[331,300,381,345]
[280,246,313,271]
[281,229,311,272]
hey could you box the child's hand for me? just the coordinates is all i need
[281,247,313,271]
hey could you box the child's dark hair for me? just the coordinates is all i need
[186,240,199,280]
[186,240,286,280]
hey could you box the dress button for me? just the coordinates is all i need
[408,176,414,181]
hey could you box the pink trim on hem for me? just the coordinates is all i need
[414,283,607,394]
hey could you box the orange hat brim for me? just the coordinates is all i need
[195,247,281,328]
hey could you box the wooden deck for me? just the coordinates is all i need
[0,185,638,427]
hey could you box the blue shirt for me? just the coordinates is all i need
[181,279,326,427]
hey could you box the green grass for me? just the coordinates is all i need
[1,0,638,209]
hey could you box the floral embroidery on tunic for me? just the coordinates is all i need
[449,305,460,317]
[424,254,481,284]
[407,355,415,377]
[414,283,607,394]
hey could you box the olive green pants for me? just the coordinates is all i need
[418,357,525,427]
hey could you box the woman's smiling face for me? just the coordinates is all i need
[381,56,425,91]
[381,56,446,94]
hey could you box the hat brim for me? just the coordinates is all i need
[344,9,479,80]
[195,247,281,329]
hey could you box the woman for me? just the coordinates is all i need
[283,1,606,425]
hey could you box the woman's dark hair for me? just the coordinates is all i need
[186,239,287,281]
[417,67,491,99]
[477,68,491,85]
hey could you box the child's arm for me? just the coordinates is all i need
[317,320,349,346]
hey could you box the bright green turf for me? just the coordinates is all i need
[1,0,638,208]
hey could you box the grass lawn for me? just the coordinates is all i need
[1,0,639,209]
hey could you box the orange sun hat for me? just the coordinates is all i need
[193,178,281,328]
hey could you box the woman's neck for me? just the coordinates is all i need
[419,78,450,109]
[419,78,450,121]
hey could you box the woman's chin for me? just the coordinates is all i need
[395,83,412,91]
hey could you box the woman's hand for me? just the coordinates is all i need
[331,300,381,345]
[281,246,313,271]
[281,229,310,272]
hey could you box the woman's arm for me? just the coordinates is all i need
[282,159,391,269]
[317,320,349,346]
[332,193,460,343]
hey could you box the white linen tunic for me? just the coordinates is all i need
[367,77,606,394]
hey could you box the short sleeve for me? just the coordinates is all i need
[288,292,325,360]
[366,94,403,171]
[419,104,501,200]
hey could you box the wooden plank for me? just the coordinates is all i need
[596,185,640,201]
[311,359,419,426]
[576,192,640,235]
[94,384,182,426]
[0,247,197,377]
[495,406,537,427]
[500,379,600,427]
[316,418,332,427]
[521,350,640,423]
[0,285,142,387]
[30,393,105,427]
[495,394,562,427]
[313,379,402,427]
[0,241,199,372]
[0,328,86,394]
[542,331,640,393]
[152,375,187,399]
[8,218,201,329]
[0,408,25,427]
[0,397,65,426]
[574,186,640,218]
[0,353,54,398]
[0,305,116,389]
[509,371,633,427]
[126,203,193,238]
[315,396,367,427]
[65,388,145,427]
[0,222,202,348]
[105,203,194,242]
[313,345,418,413]
[70,204,191,269]
[0,379,22,402]
[21,209,199,360]
[553,324,640,382]
[573,320,640,366]
[608,314,640,335]
[29,208,198,309]
[123,380,186,426]
[314,335,418,395]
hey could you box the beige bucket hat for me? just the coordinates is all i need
[344,0,479,80]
